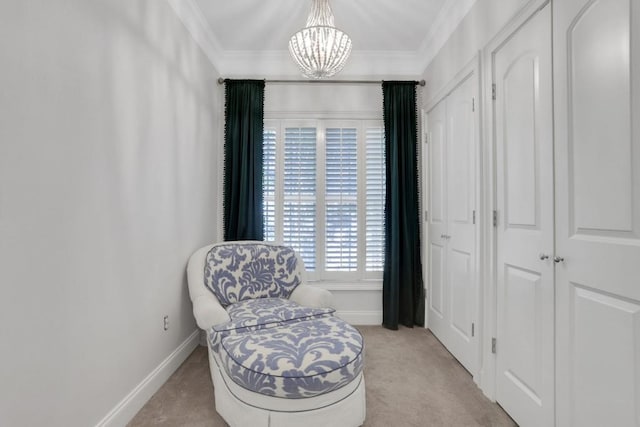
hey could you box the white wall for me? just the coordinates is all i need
[0,1,221,426]
[265,83,382,116]
[421,0,529,103]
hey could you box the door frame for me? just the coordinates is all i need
[481,0,552,401]
[423,54,484,384]
[420,107,429,331]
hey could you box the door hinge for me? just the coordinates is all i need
[492,337,497,354]
[493,210,498,227]
[472,97,475,112]
[425,210,429,222]
[492,83,496,100]
[472,210,476,225]
[471,323,475,337]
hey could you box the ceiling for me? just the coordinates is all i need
[171,0,478,78]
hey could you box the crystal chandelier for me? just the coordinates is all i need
[288,0,352,79]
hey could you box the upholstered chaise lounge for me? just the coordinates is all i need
[187,241,366,427]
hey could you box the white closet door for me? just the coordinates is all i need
[493,4,555,426]
[427,99,448,341]
[444,75,478,374]
[554,0,640,425]
[427,75,478,375]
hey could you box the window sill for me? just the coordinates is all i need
[306,280,383,291]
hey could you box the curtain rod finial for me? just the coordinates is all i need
[419,80,426,87]
[217,77,225,85]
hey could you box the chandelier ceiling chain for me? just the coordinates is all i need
[288,0,352,79]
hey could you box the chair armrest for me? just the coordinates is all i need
[290,285,334,309]
[187,244,231,330]
[191,294,230,330]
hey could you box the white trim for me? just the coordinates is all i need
[417,0,479,73]
[335,310,382,325]
[265,118,385,282]
[311,280,383,291]
[421,108,430,331]
[424,54,482,112]
[95,330,200,427]
[165,0,223,72]
[166,0,477,78]
[473,53,486,390]
[265,111,382,121]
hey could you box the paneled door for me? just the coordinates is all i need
[427,74,478,375]
[493,4,554,426]
[427,99,448,346]
[554,0,640,425]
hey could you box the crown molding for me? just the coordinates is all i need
[167,0,477,78]
[416,0,479,72]
[166,0,223,73]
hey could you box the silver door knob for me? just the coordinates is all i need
[539,253,550,260]
[554,256,565,263]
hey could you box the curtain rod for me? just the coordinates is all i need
[217,78,425,86]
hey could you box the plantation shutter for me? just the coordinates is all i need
[262,119,385,278]
[283,127,317,270]
[325,127,358,271]
[366,126,385,271]
[263,127,277,242]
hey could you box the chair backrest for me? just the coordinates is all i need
[204,241,304,306]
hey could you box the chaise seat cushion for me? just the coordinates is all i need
[218,298,334,331]
[209,298,335,352]
[216,316,364,399]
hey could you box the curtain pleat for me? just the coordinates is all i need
[382,81,425,330]
[223,80,265,241]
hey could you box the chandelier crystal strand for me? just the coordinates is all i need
[289,0,352,79]
[306,0,334,26]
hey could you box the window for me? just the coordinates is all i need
[263,119,385,281]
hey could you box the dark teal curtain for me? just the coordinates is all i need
[223,79,265,241]
[382,81,425,330]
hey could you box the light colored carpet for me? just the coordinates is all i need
[128,326,516,427]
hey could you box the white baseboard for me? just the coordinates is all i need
[336,310,382,325]
[95,330,200,427]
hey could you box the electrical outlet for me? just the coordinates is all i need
[163,315,169,331]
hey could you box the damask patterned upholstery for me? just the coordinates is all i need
[217,316,364,399]
[203,242,364,400]
[205,243,303,306]
[209,298,335,352]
